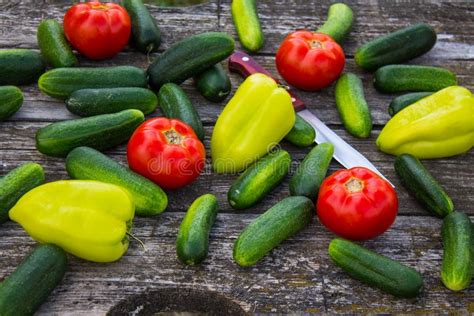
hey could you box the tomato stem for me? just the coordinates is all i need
[345,178,364,193]
[309,40,323,49]
[164,129,183,145]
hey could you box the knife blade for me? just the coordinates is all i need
[228,50,393,186]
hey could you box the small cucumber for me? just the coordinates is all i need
[388,92,433,116]
[66,87,158,117]
[441,212,473,291]
[0,86,23,121]
[36,109,145,157]
[157,83,204,140]
[289,142,334,201]
[231,0,264,52]
[123,0,161,53]
[0,244,67,316]
[39,66,148,99]
[37,19,77,68]
[0,49,46,86]
[233,196,313,266]
[335,73,373,138]
[329,238,423,298]
[374,65,457,93]
[284,115,316,147]
[228,150,291,210]
[0,163,45,223]
[194,64,231,102]
[394,154,453,217]
[316,3,353,44]
[66,146,167,216]
[176,194,218,265]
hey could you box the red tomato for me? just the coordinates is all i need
[127,118,206,190]
[275,31,345,91]
[317,167,398,240]
[63,2,131,60]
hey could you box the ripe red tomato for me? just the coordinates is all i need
[127,118,206,190]
[63,2,131,60]
[275,31,345,91]
[317,167,398,240]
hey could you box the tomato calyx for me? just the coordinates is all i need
[309,40,323,49]
[344,177,364,193]
[90,4,109,10]
[164,129,183,145]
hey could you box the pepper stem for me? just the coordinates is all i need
[127,232,147,252]
[164,129,183,145]
[345,178,364,193]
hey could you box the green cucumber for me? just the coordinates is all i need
[228,150,291,210]
[147,32,235,90]
[231,0,264,52]
[0,244,67,316]
[374,65,457,93]
[233,196,313,266]
[316,3,353,44]
[335,73,373,138]
[176,194,218,265]
[37,19,78,68]
[123,0,161,53]
[36,109,145,157]
[157,83,204,140]
[329,238,423,298]
[289,142,333,201]
[66,147,167,216]
[441,212,473,291]
[284,115,316,147]
[0,49,45,86]
[0,163,44,224]
[355,23,437,71]
[0,86,23,121]
[388,92,433,117]
[66,87,158,117]
[194,64,231,103]
[394,154,453,217]
[39,66,147,99]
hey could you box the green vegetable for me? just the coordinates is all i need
[36,109,144,157]
[66,87,158,117]
[0,49,45,86]
[123,0,161,53]
[66,146,167,216]
[194,63,231,102]
[284,115,316,147]
[176,194,218,265]
[388,92,433,117]
[329,238,423,298]
[394,154,453,217]
[231,0,264,52]
[316,3,353,44]
[233,196,313,266]
[37,19,78,68]
[228,150,291,210]
[0,86,23,121]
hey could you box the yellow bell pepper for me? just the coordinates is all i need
[9,180,134,263]
[211,73,295,173]
[376,86,474,159]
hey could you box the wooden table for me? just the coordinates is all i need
[1,0,473,314]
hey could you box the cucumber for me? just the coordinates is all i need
[147,32,235,90]
[374,65,457,93]
[394,154,453,217]
[228,150,291,210]
[355,23,437,71]
[316,3,353,44]
[233,196,313,266]
[37,19,77,68]
[335,73,373,138]
[284,115,316,147]
[0,86,23,121]
[39,66,147,99]
[36,109,145,157]
[0,49,45,86]
[66,87,158,117]
[441,212,473,291]
[66,146,167,216]
[176,194,218,265]
[123,0,161,53]
[388,92,433,117]
[194,64,231,103]
[0,244,67,316]
[157,83,204,140]
[231,0,264,52]
[289,142,333,201]
[329,238,423,298]
[0,163,44,224]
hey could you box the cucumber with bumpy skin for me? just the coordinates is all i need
[231,0,264,52]
[0,49,45,86]
[284,115,316,148]
[317,3,353,44]
[0,86,23,121]
[388,92,433,116]
[37,19,78,68]
[123,0,161,53]
[194,64,231,103]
